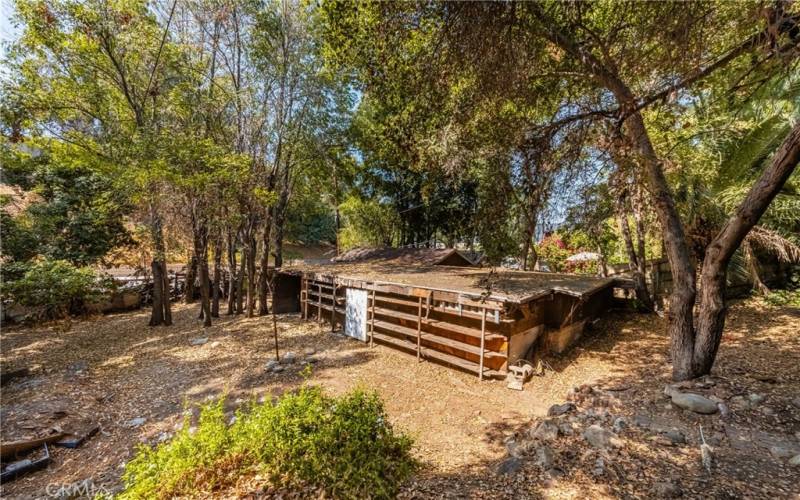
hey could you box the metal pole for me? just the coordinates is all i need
[479,307,487,381]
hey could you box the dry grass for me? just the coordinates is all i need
[1,298,799,498]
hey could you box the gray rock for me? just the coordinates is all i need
[667,390,718,414]
[718,402,730,418]
[789,454,800,466]
[190,337,208,346]
[535,445,555,469]
[126,417,146,428]
[592,457,605,476]
[558,422,575,436]
[547,402,576,417]
[305,356,319,364]
[530,420,560,442]
[272,364,285,373]
[497,456,522,475]
[653,481,683,498]
[583,424,622,449]
[613,417,627,433]
[663,430,686,445]
[748,393,766,405]
[265,360,279,370]
[283,352,297,364]
[769,445,799,459]
[633,414,652,429]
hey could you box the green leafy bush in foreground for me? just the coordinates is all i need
[119,386,416,499]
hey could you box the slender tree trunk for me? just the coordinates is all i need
[193,217,212,327]
[226,227,237,315]
[258,211,272,315]
[148,207,172,327]
[212,234,222,317]
[184,254,197,304]
[245,227,257,318]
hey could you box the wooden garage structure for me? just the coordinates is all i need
[276,248,623,380]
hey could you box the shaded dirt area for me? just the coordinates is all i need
[1,299,799,498]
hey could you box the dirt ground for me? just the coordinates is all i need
[1,299,799,498]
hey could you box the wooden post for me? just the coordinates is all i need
[331,284,336,332]
[479,307,487,381]
[369,289,375,347]
[416,296,423,361]
[302,279,307,320]
[317,283,322,324]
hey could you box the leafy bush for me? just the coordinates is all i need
[120,386,416,499]
[2,259,114,318]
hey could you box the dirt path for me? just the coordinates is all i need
[1,299,798,498]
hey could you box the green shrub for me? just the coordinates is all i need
[2,259,114,318]
[120,386,416,499]
[764,289,800,307]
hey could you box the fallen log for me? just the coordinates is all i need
[0,433,66,461]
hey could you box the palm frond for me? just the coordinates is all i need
[745,226,800,263]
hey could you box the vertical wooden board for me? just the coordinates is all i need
[345,288,368,342]
[508,325,544,364]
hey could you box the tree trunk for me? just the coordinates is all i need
[615,197,652,310]
[692,122,800,376]
[244,219,257,317]
[148,208,172,327]
[226,227,237,315]
[212,234,222,318]
[194,218,212,327]
[184,254,197,304]
[258,212,272,315]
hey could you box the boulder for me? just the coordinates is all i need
[748,393,766,405]
[789,454,800,466]
[283,352,297,364]
[652,481,683,498]
[497,456,522,475]
[665,387,718,414]
[190,337,208,346]
[530,420,560,442]
[583,424,622,449]
[265,360,279,371]
[535,445,555,469]
[547,402,576,417]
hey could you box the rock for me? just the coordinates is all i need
[190,337,208,346]
[558,422,574,436]
[303,347,316,356]
[583,424,622,449]
[789,454,800,466]
[507,439,534,458]
[792,397,800,409]
[497,456,522,475]
[592,457,605,476]
[663,430,686,445]
[265,360,279,371]
[209,341,221,348]
[769,445,799,459]
[535,445,555,468]
[633,414,652,429]
[718,402,730,418]
[126,417,146,428]
[305,356,319,364]
[613,417,627,433]
[547,402,576,417]
[530,420,560,442]
[283,352,297,364]
[748,393,766,405]
[667,390,718,414]
[653,481,683,498]
[272,364,285,373]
